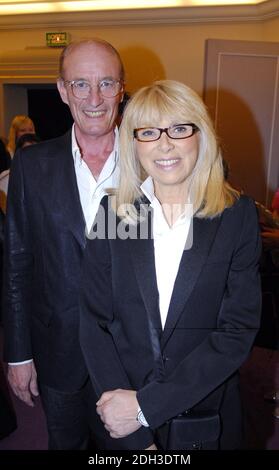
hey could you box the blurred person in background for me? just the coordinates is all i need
[261,188,279,416]
[7,115,35,158]
[14,133,40,153]
[0,138,11,173]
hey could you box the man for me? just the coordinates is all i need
[3,39,153,450]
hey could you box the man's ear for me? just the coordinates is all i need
[119,84,126,104]
[57,78,69,105]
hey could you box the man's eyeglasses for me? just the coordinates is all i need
[133,123,199,142]
[63,78,123,99]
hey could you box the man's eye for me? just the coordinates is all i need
[75,81,89,89]
[100,80,114,89]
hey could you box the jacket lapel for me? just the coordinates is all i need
[129,225,164,375]
[161,215,221,349]
[128,210,162,336]
[128,206,222,353]
[41,131,86,248]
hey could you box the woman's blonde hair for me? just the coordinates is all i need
[116,80,238,220]
[7,115,35,156]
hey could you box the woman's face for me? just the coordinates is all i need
[135,119,199,197]
[16,122,35,140]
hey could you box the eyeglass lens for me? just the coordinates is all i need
[67,79,122,98]
[135,124,197,142]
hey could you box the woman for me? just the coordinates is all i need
[7,115,35,158]
[261,188,279,416]
[271,188,279,220]
[0,138,11,173]
[80,80,262,450]
[14,132,40,153]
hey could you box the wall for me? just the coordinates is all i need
[263,15,279,40]
[0,17,278,95]
[0,5,278,137]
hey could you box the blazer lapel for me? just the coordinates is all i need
[41,132,86,248]
[129,256,162,334]
[129,225,164,375]
[161,215,221,349]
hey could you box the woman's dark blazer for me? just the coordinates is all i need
[80,194,262,449]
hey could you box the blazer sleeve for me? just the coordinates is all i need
[137,197,262,429]
[3,151,34,362]
[79,228,154,449]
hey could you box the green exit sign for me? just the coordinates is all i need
[46,32,69,47]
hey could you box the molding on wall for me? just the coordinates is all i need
[0,0,278,30]
[0,48,60,81]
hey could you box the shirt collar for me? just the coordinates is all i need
[72,125,80,163]
[140,176,192,229]
[140,176,156,204]
[71,124,119,166]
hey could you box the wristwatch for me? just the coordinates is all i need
[136,408,149,427]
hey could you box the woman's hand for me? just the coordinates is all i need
[97,389,141,438]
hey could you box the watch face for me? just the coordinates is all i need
[137,409,149,427]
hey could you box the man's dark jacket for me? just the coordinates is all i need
[3,131,88,391]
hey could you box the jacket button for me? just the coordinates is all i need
[192,442,202,450]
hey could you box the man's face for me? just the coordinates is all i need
[57,43,123,140]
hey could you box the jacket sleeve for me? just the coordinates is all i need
[137,197,262,429]
[3,152,34,362]
[79,225,154,449]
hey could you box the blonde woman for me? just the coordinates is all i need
[80,80,262,450]
[7,115,35,157]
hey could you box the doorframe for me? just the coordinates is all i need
[0,47,60,138]
[204,39,279,206]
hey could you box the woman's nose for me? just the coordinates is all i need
[158,131,174,151]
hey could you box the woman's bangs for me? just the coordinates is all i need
[134,91,177,128]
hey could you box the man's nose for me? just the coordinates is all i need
[87,85,104,106]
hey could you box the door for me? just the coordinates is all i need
[28,86,73,140]
[203,39,279,206]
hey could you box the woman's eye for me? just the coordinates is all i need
[173,125,187,133]
[142,129,155,136]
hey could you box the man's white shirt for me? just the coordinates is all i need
[72,125,120,234]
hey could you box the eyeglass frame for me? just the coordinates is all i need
[133,123,199,142]
[62,78,124,99]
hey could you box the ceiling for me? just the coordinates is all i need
[0,0,269,16]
